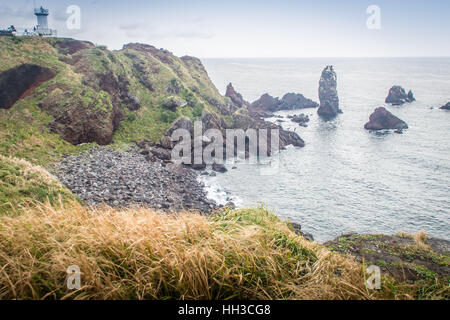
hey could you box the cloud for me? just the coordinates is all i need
[51,8,71,23]
[0,5,32,19]
[118,22,213,40]
[173,30,214,39]
[119,23,145,31]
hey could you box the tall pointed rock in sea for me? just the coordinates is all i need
[318,65,342,118]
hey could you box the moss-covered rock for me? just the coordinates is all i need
[325,232,450,299]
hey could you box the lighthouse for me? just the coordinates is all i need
[33,6,56,36]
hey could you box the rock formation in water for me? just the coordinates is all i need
[440,102,450,110]
[225,83,249,108]
[278,93,319,110]
[249,92,318,117]
[289,114,310,127]
[364,107,409,131]
[385,86,415,105]
[250,93,280,113]
[318,66,341,118]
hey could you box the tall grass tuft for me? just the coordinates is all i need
[0,201,406,300]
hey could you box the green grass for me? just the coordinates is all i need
[0,155,77,215]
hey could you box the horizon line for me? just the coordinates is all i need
[198,56,450,59]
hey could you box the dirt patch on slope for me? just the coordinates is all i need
[0,64,56,109]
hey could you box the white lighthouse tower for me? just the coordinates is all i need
[33,6,56,36]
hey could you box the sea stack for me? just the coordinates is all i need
[385,86,415,105]
[364,107,409,131]
[318,65,342,118]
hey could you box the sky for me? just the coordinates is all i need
[1,0,449,58]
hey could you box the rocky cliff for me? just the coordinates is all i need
[0,37,231,148]
[1,37,304,165]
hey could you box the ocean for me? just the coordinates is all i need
[200,57,450,242]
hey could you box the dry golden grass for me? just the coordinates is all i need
[398,231,433,251]
[0,200,411,300]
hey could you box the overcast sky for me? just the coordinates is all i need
[1,0,449,58]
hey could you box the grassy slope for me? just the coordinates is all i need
[0,37,97,165]
[0,200,426,300]
[0,155,76,215]
[111,46,228,144]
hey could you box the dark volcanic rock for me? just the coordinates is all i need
[289,114,310,127]
[279,93,319,110]
[232,114,305,150]
[318,65,341,118]
[166,117,193,139]
[0,64,56,109]
[290,222,315,241]
[162,96,187,112]
[250,93,280,113]
[54,147,217,212]
[440,102,450,110]
[160,136,174,149]
[160,110,306,172]
[225,83,249,108]
[279,130,305,148]
[212,163,228,173]
[249,93,318,115]
[385,86,415,105]
[150,147,172,161]
[364,107,408,131]
[202,111,223,131]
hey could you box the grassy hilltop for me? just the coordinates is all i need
[0,36,229,165]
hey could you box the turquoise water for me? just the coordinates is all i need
[201,58,450,242]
